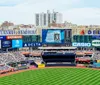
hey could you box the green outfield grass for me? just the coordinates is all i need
[0,68,100,85]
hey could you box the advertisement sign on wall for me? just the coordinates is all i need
[42,29,64,44]
[88,30,100,35]
[1,40,12,48]
[0,36,6,40]
[92,35,100,39]
[97,60,100,63]
[23,42,42,47]
[72,43,91,47]
[92,40,100,47]
[7,35,22,39]
[12,40,23,48]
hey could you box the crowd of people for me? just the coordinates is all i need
[92,52,100,60]
[0,52,26,64]
[0,50,100,73]
[0,64,13,74]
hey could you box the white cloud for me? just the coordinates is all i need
[0,0,100,25]
[62,8,100,25]
[0,0,81,24]
[0,0,26,6]
[16,0,81,12]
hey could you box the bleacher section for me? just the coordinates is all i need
[0,64,14,74]
[0,52,26,64]
[92,52,100,60]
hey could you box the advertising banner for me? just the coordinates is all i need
[23,42,42,47]
[42,29,64,44]
[88,30,100,35]
[1,40,12,48]
[92,35,100,39]
[72,43,91,47]
[38,64,45,68]
[12,40,23,48]
[7,35,22,39]
[92,40,100,47]
[97,60,100,63]
[0,36,6,40]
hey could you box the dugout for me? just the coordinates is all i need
[38,47,76,66]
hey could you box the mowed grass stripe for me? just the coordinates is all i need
[0,68,100,85]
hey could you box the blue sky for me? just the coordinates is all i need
[80,0,100,8]
[0,0,100,25]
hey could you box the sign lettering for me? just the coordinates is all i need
[7,35,22,39]
[0,30,36,35]
[23,42,42,47]
[88,30,100,35]
[72,43,91,47]
[92,40,100,46]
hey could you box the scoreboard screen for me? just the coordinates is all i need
[23,35,40,43]
[42,29,64,44]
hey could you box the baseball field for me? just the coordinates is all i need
[0,68,100,85]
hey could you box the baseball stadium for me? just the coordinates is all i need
[0,28,100,85]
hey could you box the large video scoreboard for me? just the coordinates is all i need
[42,29,65,44]
[42,29,72,46]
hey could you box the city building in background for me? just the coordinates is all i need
[35,10,63,27]
[0,11,100,51]
[1,21,14,30]
[0,21,35,30]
